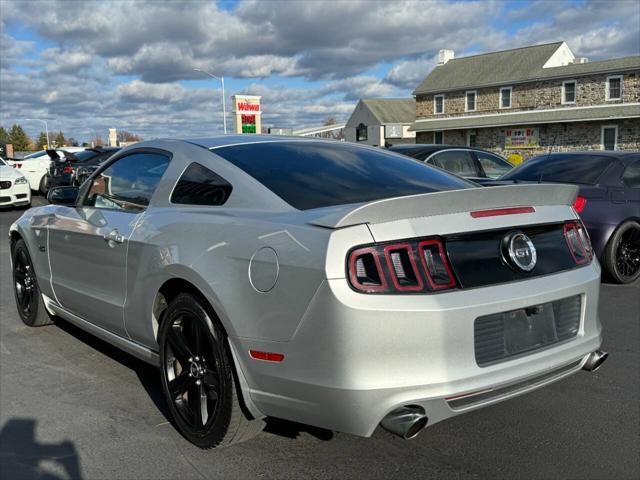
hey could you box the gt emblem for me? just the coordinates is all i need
[503,231,537,272]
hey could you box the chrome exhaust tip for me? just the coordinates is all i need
[583,350,609,372]
[380,405,428,439]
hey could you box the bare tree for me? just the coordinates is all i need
[323,116,338,126]
[117,130,143,143]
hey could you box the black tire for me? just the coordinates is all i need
[158,293,263,448]
[39,175,49,195]
[603,220,640,284]
[11,239,53,327]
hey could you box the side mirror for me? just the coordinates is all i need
[47,186,79,206]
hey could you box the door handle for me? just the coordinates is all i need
[104,229,125,244]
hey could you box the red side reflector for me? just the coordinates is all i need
[470,206,535,218]
[572,195,587,214]
[249,350,284,362]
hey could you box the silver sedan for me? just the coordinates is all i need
[9,136,606,448]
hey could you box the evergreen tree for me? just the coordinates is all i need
[0,126,9,143]
[9,124,32,151]
[36,132,49,150]
[54,131,66,147]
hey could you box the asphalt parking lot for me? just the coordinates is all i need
[0,197,638,480]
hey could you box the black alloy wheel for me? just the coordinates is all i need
[12,239,52,326]
[158,293,263,448]
[164,311,222,433]
[604,221,640,284]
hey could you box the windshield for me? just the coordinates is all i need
[214,141,475,210]
[22,151,47,159]
[67,150,101,162]
[501,154,613,184]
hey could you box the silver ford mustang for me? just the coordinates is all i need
[9,136,606,448]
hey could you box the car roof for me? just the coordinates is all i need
[389,144,503,157]
[184,135,338,150]
[530,151,640,165]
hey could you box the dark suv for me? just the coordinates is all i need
[389,144,513,181]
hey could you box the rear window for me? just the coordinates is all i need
[501,154,613,184]
[214,141,473,210]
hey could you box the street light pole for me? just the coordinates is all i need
[193,68,227,134]
[25,118,50,148]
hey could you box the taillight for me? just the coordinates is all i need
[573,195,587,214]
[563,221,593,265]
[63,165,73,174]
[348,237,457,294]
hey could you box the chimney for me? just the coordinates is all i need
[575,57,589,64]
[438,49,455,65]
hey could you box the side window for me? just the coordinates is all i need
[622,160,640,188]
[430,150,479,177]
[475,151,512,179]
[84,152,170,211]
[171,162,233,205]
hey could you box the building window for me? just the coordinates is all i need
[433,131,444,144]
[601,125,618,150]
[356,123,368,142]
[466,130,477,147]
[500,87,512,109]
[606,75,623,101]
[562,80,576,104]
[465,91,476,112]
[434,94,444,114]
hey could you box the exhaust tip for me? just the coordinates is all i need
[380,405,428,439]
[583,350,608,372]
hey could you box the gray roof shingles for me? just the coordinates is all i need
[414,42,640,95]
[410,104,640,131]
[361,98,416,124]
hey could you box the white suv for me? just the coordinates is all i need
[6,147,86,193]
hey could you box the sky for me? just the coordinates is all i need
[1,0,639,143]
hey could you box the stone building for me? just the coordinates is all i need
[411,42,639,159]
[345,98,416,147]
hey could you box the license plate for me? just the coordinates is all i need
[503,304,557,355]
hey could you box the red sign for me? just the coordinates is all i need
[238,102,260,112]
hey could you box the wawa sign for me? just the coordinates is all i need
[232,95,262,134]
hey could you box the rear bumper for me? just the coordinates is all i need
[232,262,602,437]
[0,183,31,208]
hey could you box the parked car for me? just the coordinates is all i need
[47,147,120,190]
[11,137,605,448]
[389,144,513,181]
[485,152,640,284]
[0,156,31,208]
[6,147,86,193]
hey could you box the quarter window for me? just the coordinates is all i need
[434,95,444,114]
[84,152,170,211]
[171,162,232,206]
[500,87,512,109]
[606,76,622,100]
[602,125,618,151]
[474,151,512,179]
[465,91,476,112]
[622,160,640,188]
[562,81,576,104]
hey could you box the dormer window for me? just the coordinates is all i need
[434,94,444,114]
[356,123,368,142]
[562,80,576,104]
[500,87,512,109]
[465,91,476,112]
[606,75,622,101]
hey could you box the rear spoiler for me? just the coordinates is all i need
[308,184,579,228]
